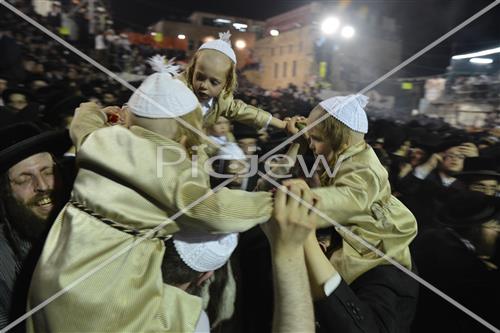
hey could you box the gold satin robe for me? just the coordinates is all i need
[313,140,418,284]
[27,107,272,332]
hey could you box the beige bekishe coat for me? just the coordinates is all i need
[313,140,418,284]
[27,107,272,332]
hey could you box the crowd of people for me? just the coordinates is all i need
[1,1,499,332]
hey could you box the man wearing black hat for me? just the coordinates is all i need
[397,139,474,229]
[412,191,500,332]
[0,122,72,329]
[1,88,39,126]
[457,156,500,197]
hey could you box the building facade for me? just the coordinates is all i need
[150,12,264,68]
[250,2,402,91]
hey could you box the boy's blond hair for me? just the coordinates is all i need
[313,106,364,185]
[184,50,238,99]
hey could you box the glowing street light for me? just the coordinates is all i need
[235,39,247,49]
[341,26,355,39]
[321,17,340,35]
[270,29,279,37]
[177,34,186,40]
[469,57,493,64]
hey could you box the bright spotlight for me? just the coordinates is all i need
[203,36,215,43]
[270,29,279,37]
[235,39,247,49]
[341,26,355,39]
[177,34,186,40]
[470,57,493,64]
[321,17,340,34]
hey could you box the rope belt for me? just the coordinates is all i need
[69,199,171,241]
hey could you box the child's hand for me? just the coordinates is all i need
[103,106,130,127]
[284,116,307,135]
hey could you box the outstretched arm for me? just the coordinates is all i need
[262,185,317,333]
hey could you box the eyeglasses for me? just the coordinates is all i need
[9,167,55,189]
[444,153,466,160]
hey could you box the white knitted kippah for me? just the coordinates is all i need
[173,231,238,272]
[319,94,369,133]
[198,31,237,64]
[127,55,199,118]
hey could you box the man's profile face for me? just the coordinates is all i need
[8,152,57,220]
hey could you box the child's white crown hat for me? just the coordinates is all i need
[319,94,369,133]
[198,31,237,64]
[127,55,199,118]
[173,231,238,272]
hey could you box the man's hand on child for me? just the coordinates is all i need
[262,184,318,251]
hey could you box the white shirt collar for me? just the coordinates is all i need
[200,98,214,117]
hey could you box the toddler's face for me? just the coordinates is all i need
[192,50,231,102]
[209,116,230,137]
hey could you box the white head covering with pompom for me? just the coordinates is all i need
[198,31,237,64]
[127,55,199,118]
[319,94,369,133]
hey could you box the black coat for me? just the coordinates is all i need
[315,263,419,333]
[396,171,465,231]
[412,228,499,332]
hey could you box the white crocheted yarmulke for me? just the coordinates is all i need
[173,231,238,272]
[127,55,199,118]
[198,31,237,64]
[319,94,369,133]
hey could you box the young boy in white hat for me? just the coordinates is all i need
[181,31,290,136]
[284,94,418,285]
[27,56,272,333]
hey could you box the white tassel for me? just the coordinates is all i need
[218,31,232,44]
[147,55,179,77]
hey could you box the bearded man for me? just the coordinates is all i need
[0,122,72,329]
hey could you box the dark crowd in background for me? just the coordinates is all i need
[1,1,499,332]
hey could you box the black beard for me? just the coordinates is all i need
[3,194,50,242]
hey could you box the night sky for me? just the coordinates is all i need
[109,0,500,76]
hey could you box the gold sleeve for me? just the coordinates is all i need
[217,94,272,129]
[312,167,381,228]
[69,102,108,151]
[170,166,273,233]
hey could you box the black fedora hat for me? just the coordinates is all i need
[0,122,72,174]
[438,191,500,228]
[456,156,500,181]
